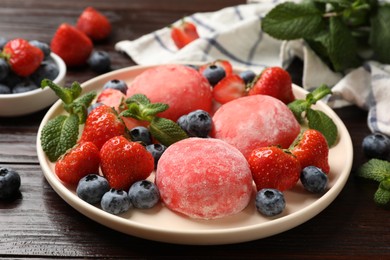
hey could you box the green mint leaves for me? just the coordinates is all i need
[288,84,337,147]
[261,0,390,72]
[357,159,390,206]
[120,94,188,146]
[40,79,96,162]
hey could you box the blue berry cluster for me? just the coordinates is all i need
[76,174,160,215]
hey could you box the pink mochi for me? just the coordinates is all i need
[127,64,213,122]
[211,95,301,159]
[155,138,253,220]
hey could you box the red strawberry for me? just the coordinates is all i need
[2,38,44,76]
[97,88,126,112]
[248,146,301,191]
[171,21,199,49]
[213,74,246,104]
[76,7,111,41]
[55,142,100,185]
[51,23,93,67]
[100,136,154,190]
[290,129,330,174]
[79,105,126,150]
[248,67,295,104]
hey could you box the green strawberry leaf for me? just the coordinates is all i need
[306,108,338,147]
[126,93,151,106]
[149,117,188,146]
[40,114,79,162]
[124,94,169,122]
[357,159,390,182]
[262,2,324,40]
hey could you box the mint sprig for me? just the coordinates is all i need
[357,159,390,207]
[288,84,337,147]
[40,79,96,162]
[120,94,187,146]
[261,0,388,72]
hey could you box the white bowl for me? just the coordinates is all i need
[0,53,66,117]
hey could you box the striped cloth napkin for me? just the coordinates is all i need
[115,0,390,136]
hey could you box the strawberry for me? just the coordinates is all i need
[79,105,126,150]
[100,136,154,190]
[2,38,44,76]
[213,74,246,104]
[51,23,93,67]
[171,21,199,49]
[248,146,301,191]
[55,142,100,185]
[290,129,330,174]
[76,7,111,41]
[248,67,295,104]
[97,88,126,112]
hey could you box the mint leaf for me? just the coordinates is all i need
[262,2,324,40]
[149,117,188,146]
[357,159,390,182]
[68,91,97,124]
[288,99,307,123]
[328,16,361,71]
[307,108,338,146]
[374,183,390,206]
[124,94,168,122]
[370,4,390,63]
[41,79,81,105]
[41,114,79,162]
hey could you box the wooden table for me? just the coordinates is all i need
[1,0,389,258]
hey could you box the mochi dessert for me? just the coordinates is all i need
[211,95,301,159]
[155,138,253,220]
[126,64,213,122]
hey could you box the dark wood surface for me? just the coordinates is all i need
[1,0,389,258]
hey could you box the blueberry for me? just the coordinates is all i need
[0,58,10,81]
[76,174,110,204]
[300,166,328,193]
[101,189,132,215]
[29,40,51,59]
[239,70,256,84]
[88,50,111,74]
[12,79,38,94]
[0,83,11,94]
[177,109,212,138]
[103,79,128,94]
[255,188,285,217]
[0,167,21,199]
[87,102,104,115]
[129,126,152,145]
[30,61,59,86]
[362,133,390,160]
[1,71,23,88]
[128,180,160,209]
[202,65,226,86]
[146,143,167,168]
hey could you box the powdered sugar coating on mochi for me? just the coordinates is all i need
[126,64,213,122]
[155,138,253,220]
[211,95,301,159]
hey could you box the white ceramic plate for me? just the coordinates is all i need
[37,64,353,245]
